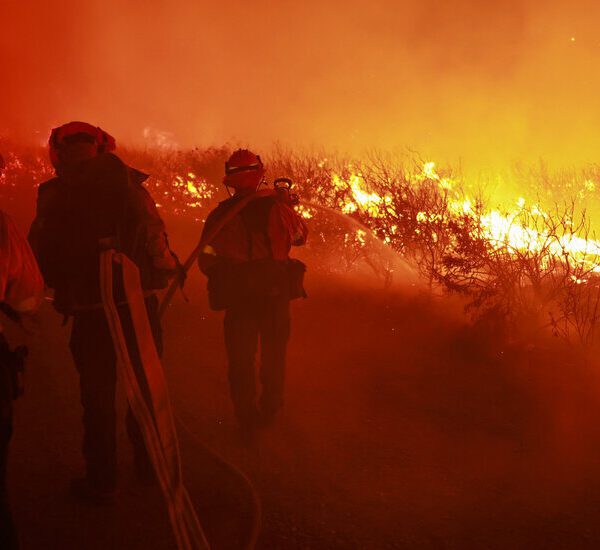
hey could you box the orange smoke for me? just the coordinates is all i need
[0,0,599,168]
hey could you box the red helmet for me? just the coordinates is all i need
[224,149,264,191]
[49,121,116,169]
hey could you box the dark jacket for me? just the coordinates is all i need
[199,193,308,269]
[198,192,308,309]
[29,153,175,313]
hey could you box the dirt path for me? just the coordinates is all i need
[164,272,600,550]
[8,259,600,549]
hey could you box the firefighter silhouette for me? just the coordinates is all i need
[0,153,44,548]
[29,123,178,502]
[198,149,308,438]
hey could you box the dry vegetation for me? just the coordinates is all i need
[3,141,600,350]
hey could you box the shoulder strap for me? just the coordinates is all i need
[203,190,277,263]
[158,189,277,319]
[200,189,277,248]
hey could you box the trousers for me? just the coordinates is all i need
[69,295,162,489]
[0,333,17,549]
[224,298,290,424]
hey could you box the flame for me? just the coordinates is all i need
[171,172,213,210]
[295,204,315,219]
[332,173,392,217]
[422,161,438,180]
[329,161,600,272]
[4,148,600,286]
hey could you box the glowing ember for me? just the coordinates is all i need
[295,204,315,220]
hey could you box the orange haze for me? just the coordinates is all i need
[1,0,599,168]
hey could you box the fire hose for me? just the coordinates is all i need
[173,405,262,550]
[100,249,210,550]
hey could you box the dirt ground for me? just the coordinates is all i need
[6,214,600,549]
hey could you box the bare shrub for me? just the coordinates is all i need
[4,139,600,348]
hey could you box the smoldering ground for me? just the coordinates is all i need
[4,168,600,548]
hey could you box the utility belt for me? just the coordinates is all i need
[0,333,27,402]
[54,290,158,323]
[207,257,307,311]
[70,290,157,313]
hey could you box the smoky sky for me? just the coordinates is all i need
[1,0,600,166]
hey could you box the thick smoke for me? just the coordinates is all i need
[1,0,599,167]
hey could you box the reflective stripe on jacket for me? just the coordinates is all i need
[0,210,44,314]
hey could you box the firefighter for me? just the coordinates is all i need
[29,122,177,503]
[0,153,44,548]
[198,149,308,438]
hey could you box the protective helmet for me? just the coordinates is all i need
[49,121,116,169]
[224,149,264,190]
[225,149,263,175]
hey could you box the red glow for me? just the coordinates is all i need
[1,1,599,167]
